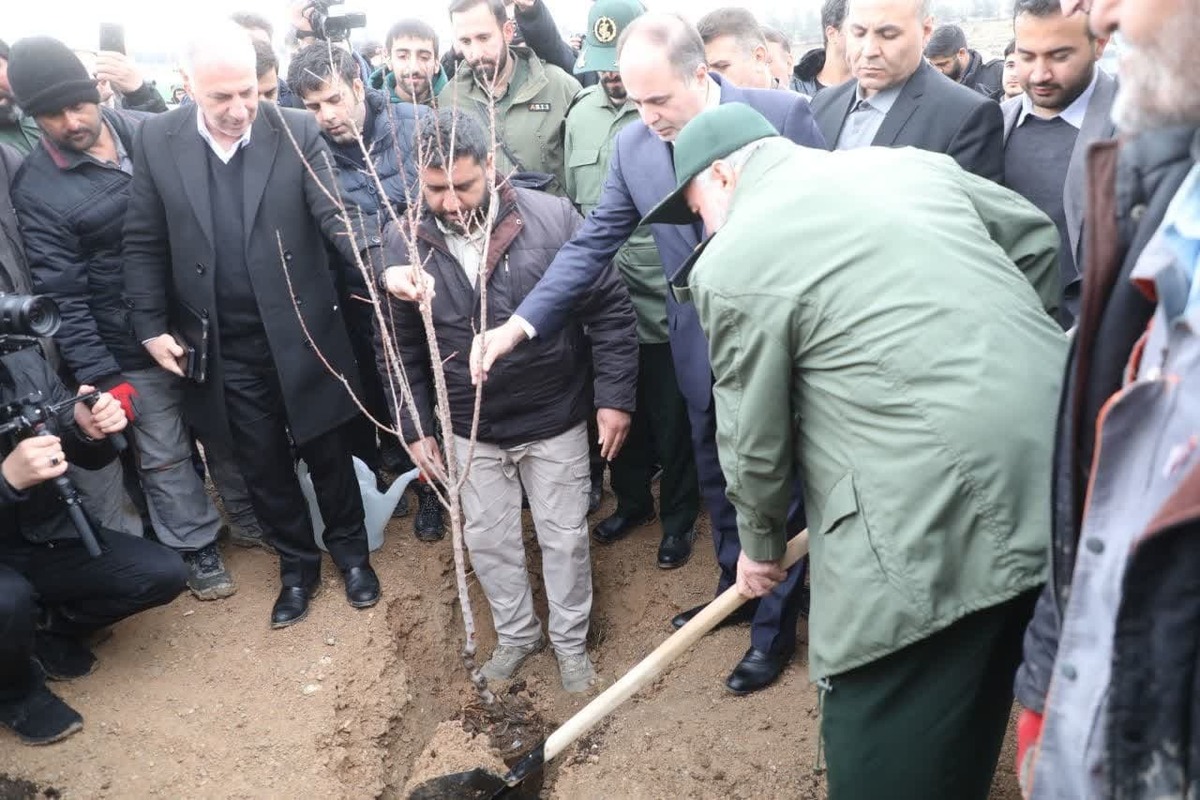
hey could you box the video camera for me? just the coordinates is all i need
[0,294,122,557]
[305,0,367,42]
[0,292,60,352]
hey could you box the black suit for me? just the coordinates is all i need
[123,104,371,586]
[811,60,1005,183]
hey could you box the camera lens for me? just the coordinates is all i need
[0,294,61,338]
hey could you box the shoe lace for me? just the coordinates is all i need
[416,490,442,528]
[195,545,222,573]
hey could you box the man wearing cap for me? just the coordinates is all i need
[650,102,1065,798]
[565,0,700,569]
[459,12,826,695]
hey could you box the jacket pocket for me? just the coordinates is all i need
[565,148,602,206]
[818,472,859,537]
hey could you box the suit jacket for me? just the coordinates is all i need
[514,74,826,419]
[811,60,1005,183]
[123,103,362,446]
[1001,70,1119,271]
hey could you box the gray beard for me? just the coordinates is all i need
[1112,12,1200,135]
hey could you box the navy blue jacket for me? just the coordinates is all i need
[10,107,155,386]
[514,75,825,418]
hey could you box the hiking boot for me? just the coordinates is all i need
[556,651,598,693]
[32,633,95,681]
[223,523,271,551]
[0,676,83,745]
[414,485,444,542]
[183,543,236,601]
[479,635,546,681]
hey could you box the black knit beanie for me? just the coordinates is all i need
[8,36,100,116]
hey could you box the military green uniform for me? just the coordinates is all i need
[674,134,1066,798]
[438,46,580,195]
[564,84,699,545]
[0,113,39,157]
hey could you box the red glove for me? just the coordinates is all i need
[106,381,139,423]
[1016,708,1044,797]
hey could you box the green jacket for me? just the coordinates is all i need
[681,139,1067,679]
[0,114,40,157]
[564,85,668,343]
[368,65,448,105]
[437,46,580,195]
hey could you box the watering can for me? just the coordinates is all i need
[296,457,420,552]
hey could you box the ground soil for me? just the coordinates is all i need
[0,485,1023,799]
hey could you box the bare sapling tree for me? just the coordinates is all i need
[273,50,516,708]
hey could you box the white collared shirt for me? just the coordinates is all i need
[196,107,253,164]
[704,75,722,110]
[1015,69,1100,131]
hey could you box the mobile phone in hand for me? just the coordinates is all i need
[99,22,125,54]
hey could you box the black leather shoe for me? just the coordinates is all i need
[670,600,757,631]
[343,566,381,609]
[588,480,604,515]
[725,647,794,695]
[657,528,695,569]
[592,511,656,544]
[271,583,320,629]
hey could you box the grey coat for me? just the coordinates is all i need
[122,104,363,446]
[1001,69,1119,272]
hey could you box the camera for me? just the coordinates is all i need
[0,294,61,339]
[305,0,367,42]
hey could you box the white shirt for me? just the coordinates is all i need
[196,107,253,164]
[1015,69,1100,131]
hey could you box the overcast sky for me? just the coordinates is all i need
[3,0,798,56]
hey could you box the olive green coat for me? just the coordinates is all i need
[564,84,669,343]
[680,139,1067,679]
[438,46,580,196]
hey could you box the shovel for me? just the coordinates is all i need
[407,530,810,800]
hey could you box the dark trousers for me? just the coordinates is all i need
[610,343,699,538]
[221,352,369,587]
[690,403,807,656]
[822,590,1039,800]
[341,296,407,473]
[0,528,187,701]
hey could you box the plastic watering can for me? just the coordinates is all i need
[296,457,420,552]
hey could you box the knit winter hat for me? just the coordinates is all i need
[8,36,100,116]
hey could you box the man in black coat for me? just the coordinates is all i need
[810,0,1005,182]
[0,346,186,746]
[123,21,381,628]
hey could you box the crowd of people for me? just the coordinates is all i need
[0,0,1197,797]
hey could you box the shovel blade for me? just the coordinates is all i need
[406,768,535,800]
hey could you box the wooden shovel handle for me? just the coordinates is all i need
[542,530,810,763]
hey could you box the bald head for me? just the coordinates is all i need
[617,13,711,141]
[182,19,256,80]
[618,12,707,82]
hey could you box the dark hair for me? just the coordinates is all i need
[287,42,360,98]
[761,26,791,54]
[448,0,507,30]
[1013,0,1095,38]
[924,24,967,58]
[0,40,9,61]
[231,11,274,40]
[252,38,278,79]
[821,0,848,41]
[1004,38,1016,57]
[418,107,490,169]
[359,41,383,60]
[385,19,441,57]
[697,8,767,53]
[618,12,707,82]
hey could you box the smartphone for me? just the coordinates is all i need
[99,22,125,54]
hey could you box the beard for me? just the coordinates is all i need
[396,70,431,102]
[1112,9,1200,135]
[470,46,509,89]
[0,92,18,127]
[600,74,627,104]
[435,188,492,235]
[946,60,964,82]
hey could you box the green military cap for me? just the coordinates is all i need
[642,103,778,226]
[574,0,644,75]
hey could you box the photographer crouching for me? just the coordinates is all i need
[0,294,186,745]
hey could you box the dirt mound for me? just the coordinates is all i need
[0,490,1022,798]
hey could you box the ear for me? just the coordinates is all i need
[485,152,495,175]
[1093,35,1110,59]
[693,62,709,84]
[353,77,366,101]
[753,44,769,65]
[921,16,934,46]
[711,159,738,190]
[503,19,516,45]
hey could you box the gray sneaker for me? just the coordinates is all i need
[479,635,546,681]
[184,543,236,601]
[557,652,597,693]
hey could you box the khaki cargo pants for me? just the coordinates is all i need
[453,423,592,656]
